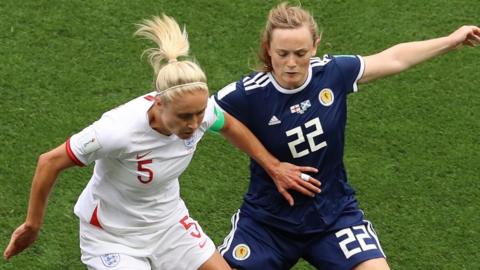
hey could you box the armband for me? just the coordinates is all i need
[208,106,225,133]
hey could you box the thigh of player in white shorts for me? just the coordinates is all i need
[218,211,301,270]
[149,214,216,270]
[82,252,151,270]
[302,220,386,270]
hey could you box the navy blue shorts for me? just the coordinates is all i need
[218,210,385,270]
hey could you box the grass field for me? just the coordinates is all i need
[1,0,479,269]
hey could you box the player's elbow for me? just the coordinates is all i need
[37,151,57,169]
[37,147,67,172]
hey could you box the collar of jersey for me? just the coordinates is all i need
[268,64,312,94]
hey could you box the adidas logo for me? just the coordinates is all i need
[268,115,281,126]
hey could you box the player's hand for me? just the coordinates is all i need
[267,162,321,206]
[3,223,40,260]
[448,25,480,48]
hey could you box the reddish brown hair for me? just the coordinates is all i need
[258,2,320,72]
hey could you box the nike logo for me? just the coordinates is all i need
[199,239,207,249]
[136,151,152,159]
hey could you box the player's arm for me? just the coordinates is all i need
[360,25,480,84]
[217,111,321,206]
[3,143,76,260]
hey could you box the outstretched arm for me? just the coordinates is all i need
[219,112,321,206]
[360,25,480,84]
[3,143,76,260]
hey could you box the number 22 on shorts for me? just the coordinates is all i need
[335,224,378,259]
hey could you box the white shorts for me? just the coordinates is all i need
[79,214,216,270]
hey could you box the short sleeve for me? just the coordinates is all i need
[66,113,125,166]
[333,55,365,93]
[213,81,249,125]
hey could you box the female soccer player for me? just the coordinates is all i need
[215,3,479,270]
[3,14,318,270]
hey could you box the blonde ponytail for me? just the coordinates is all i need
[135,15,208,101]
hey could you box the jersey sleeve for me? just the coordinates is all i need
[66,113,126,166]
[333,55,365,93]
[213,81,249,125]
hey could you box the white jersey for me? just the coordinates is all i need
[67,92,219,237]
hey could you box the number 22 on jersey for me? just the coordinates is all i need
[286,117,326,158]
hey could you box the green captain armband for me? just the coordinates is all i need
[208,105,225,133]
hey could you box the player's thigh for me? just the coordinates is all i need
[82,253,151,270]
[303,220,387,270]
[218,211,299,270]
[150,214,217,270]
[353,257,390,270]
[198,250,232,270]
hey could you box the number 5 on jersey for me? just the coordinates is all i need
[286,117,326,158]
[137,159,153,183]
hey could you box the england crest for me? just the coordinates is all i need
[184,132,199,149]
[100,253,120,267]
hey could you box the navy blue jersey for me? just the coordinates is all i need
[214,55,365,234]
